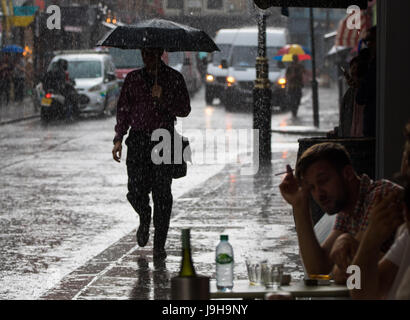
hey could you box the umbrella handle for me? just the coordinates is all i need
[152,58,159,105]
[155,58,158,86]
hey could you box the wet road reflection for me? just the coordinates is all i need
[152,259,171,300]
[2,86,340,299]
[204,106,215,130]
[130,257,151,300]
[129,256,172,300]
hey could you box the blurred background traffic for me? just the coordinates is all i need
[0,0,377,121]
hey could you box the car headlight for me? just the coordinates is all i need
[277,77,286,88]
[206,74,215,82]
[226,76,236,87]
[89,84,102,92]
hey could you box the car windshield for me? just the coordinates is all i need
[167,52,184,67]
[212,44,230,66]
[54,60,102,78]
[108,48,143,69]
[230,46,281,70]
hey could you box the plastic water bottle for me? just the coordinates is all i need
[216,234,234,291]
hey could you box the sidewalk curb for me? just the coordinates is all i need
[0,114,40,126]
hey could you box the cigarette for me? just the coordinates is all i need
[274,169,295,176]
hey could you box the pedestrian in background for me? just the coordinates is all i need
[24,58,36,109]
[13,54,26,102]
[0,54,13,106]
[350,48,371,137]
[338,56,359,137]
[197,52,207,83]
[112,47,191,261]
[286,54,305,117]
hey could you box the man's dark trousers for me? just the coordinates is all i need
[125,130,173,252]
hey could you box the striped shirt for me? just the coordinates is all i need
[334,174,403,252]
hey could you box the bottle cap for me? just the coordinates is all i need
[220,235,228,241]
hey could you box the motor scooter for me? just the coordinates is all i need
[40,89,67,123]
[37,81,79,124]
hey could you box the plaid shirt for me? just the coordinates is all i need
[114,61,191,143]
[334,174,403,252]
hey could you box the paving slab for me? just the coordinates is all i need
[41,149,305,300]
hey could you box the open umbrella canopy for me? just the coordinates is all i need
[274,54,311,62]
[97,19,219,52]
[274,44,311,62]
[2,45,24,53]
[277,44,311,56]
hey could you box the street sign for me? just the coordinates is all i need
[254,0,368,10]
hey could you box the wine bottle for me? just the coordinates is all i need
[179,228,196,277]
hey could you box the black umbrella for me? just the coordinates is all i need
[97,19,219,52]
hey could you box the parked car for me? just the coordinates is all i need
[167,51,202,94]
[221,27,290,112]
[37,50,120,116]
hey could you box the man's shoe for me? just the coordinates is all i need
[136,213,151,247]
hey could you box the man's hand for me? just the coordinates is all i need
[279,165,309,209]
[332,264,348,285]
[152,84,162,99]
[365,190,404,246]
[330,233,359,271]
[112,141,122,163]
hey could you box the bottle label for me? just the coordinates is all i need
[216,253,233,264]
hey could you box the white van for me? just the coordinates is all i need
[223,27,289,111]
[205,29,237,105]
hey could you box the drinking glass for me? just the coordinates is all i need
[245,258,265,286]
[261,262,283,290]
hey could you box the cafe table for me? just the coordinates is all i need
[210,279,350,299]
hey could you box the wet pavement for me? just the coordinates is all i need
[0,96,39,125]
[0,84,339,299]
[40,160,302,300]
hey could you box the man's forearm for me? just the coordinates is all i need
[350,234,381,299]
[293,203,333,274]
[113,120,127,144]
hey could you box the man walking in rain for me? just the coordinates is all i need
[286,54,305,117]
[112,48,191,261]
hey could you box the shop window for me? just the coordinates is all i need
[167,0,183,9]
[207,0,223,10]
